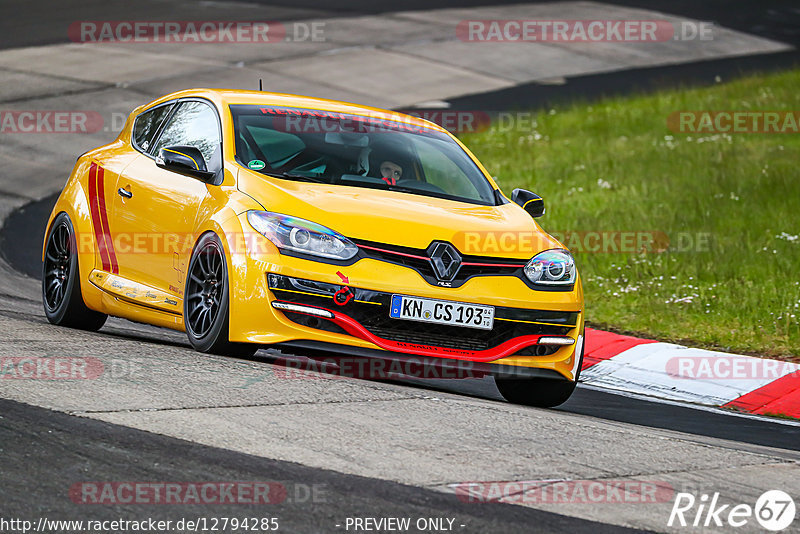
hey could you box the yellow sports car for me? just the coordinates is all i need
[42,89,584,407]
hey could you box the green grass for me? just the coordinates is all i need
[761,412,800,421]
[460,70,800,360]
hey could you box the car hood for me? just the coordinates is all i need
[238,169,562,259]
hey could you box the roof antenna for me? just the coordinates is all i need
[259,78,263,91]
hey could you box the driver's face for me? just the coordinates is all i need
[380,161,403,180]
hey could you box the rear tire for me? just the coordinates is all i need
[184,232,257,357]
[496,338,584,408]
[42,213,107,331]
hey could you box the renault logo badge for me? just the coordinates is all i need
[428,242,462,281]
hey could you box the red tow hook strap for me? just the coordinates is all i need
[333,287,354,306]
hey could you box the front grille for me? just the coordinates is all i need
[269,274,576,353]
[356,307,568,349]
[356,240,434,276]
[366,327,490,351]
[353,238,526,288]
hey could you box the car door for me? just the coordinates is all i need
[111,100,222,303]
[87,102,172,283]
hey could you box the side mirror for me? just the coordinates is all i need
[156,145,215,182]
[511,188,545,218]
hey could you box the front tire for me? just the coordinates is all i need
[42,212,107,330]
[495,376,578,408]
[496,339,584,408]
[184,232,257,357]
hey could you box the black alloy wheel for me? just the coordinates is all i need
[184,232,257,357]
[42,212,107,330]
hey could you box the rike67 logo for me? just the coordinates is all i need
[668,490,795,531]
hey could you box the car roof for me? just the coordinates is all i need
[140,88,448,133]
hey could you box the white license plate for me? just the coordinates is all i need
[389,295,494,330]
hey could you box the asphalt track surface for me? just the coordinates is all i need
[2,1,800,532]
[1,398,644,533]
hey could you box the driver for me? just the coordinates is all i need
[367,138,412,185]
[379,160,403,185]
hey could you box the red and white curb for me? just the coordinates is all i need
[582,328,800,419]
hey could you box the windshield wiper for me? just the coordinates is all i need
[261,171,325,183]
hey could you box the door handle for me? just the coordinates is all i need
[118,188,133,199]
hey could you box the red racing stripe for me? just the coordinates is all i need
[88,162,111,272]
[95,165,119,274]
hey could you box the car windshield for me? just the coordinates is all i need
[230,105,498,205]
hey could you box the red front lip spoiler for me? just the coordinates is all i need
[274,300,567,362]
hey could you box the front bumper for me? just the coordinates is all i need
[226,229,584,380]
[269,273,576,360]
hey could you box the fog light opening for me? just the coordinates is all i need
[538,336,575,346]
[271,301,334,318]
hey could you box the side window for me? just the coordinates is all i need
[152,101,222,171]
[132,104,173,153]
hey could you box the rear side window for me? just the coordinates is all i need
[132,104,173,152]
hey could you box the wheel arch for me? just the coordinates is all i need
[189,204,254,319]
[42,158,104,310]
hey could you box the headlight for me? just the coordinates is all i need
[247,211,358,261]
[524,249,576,285]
